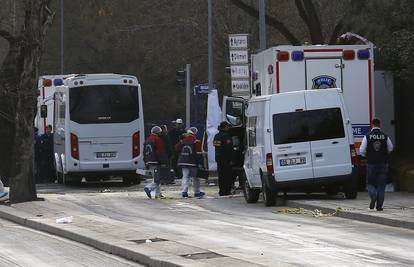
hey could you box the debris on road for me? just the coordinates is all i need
[56,216,73,224]
[275,208,338,217]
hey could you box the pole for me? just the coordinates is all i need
[60,0,64,74]
[208,0,213,91]
[259,0,266,51]
[186,64,191,129]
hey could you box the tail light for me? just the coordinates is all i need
[277,51,289,61]
[70,133,79,160]
[342,50,355,60]
[43,79,52,87]
[266,153,274,173]
[350,144,358,165]
[132,132,140,158]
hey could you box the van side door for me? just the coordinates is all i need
[270,93,314,182]
[304,90,352,178]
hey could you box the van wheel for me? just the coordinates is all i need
[243,179,260,203]
[262,182,276,207]
[123,175,141,185]
[325,187,339,196]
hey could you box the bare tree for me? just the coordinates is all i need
[230,0,367,45]
[0,0,54,203]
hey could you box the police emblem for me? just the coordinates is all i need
[312,75,337,89]
[373,141,382,152]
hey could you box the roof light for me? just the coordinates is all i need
[291,51,304,61]
[357,49,370,59]
[53,79,63,86]
[123,79,128,83]
[79,81,84,85]
[128,80,133,84]
[277,51,289,61]
[74,81,78,85]
[43,79,52,87]
[342,50,355,60]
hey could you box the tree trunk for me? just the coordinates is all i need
[0,0,53,203]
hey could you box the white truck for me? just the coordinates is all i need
[36,73,145,185]
[250,44,395,150]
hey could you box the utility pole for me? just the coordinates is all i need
[185,64,191,129]
[259,0,266,51]
[208,0,213,91]
[60,0,64,74]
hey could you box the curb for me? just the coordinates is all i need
[287,200,414,231]
[0,206,197,267]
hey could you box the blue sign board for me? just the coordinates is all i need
[194,84,216,95]
[352,124,370,138]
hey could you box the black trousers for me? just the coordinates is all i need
[217,162,233,196]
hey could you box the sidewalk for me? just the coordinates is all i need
[287,192,414,230]
[0,194,266,267]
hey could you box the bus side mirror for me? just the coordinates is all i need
[40,105,47,118]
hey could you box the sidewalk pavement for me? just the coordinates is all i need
[287,192,414,230]
[0,194,266,267]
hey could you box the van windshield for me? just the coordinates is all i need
[69,85,139,124]
[273,108,345,145]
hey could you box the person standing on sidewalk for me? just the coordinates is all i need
[360,118,393,211]
[168,119,185,179]
[176,127,205,198]
[143,126,168,199]
[214,122,234,196]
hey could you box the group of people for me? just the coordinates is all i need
[143,120,204,199]
[142,119,238,199]
[35,125,56,184]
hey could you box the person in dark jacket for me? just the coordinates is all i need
[176,127,204,198]
[160,125,174,184]
[143,126,168,199]
[38,125,55,183]
[214,121,234,196]
[168,119,185,179]
[360,118,393,211]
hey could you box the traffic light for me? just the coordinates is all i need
[176,70,186,86]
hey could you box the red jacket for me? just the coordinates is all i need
[175,134,201,153]
[145,133,167,159]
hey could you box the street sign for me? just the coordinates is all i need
[194,84,215,94]
[229,34,248,49]
[231,80,250,93]
[229,50,248,64]
[231,65,249,79]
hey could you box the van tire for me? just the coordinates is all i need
[123,175,141,185]
[243,179,260,203]
[262,182,276,207]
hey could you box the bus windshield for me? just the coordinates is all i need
[69,85,139,124]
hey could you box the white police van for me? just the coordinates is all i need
[225,89,358,206]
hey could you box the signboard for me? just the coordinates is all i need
[231,80,250,93]
[231,65,249,79]
[229,34,248,49]
[229,50,249,64]
[352,125,370,138]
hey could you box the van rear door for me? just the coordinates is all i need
[305,59,342,90]
[304,90,352,178]
[271,93,314,182]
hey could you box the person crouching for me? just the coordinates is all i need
[176,127,205,198]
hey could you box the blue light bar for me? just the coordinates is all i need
[292,51,304,61]
[54,79,63,86]
[357,49,370,60]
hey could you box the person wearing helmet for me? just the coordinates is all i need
[175,127,205,198]
[169,118,185,179]
[143,126,168,199]
[214,121,234,196]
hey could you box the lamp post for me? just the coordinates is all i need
[208,0,213,91]
[259,0,266,51]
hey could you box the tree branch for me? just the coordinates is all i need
[295,0,324,44]
[0,30,17,43]
[230,0,301,45]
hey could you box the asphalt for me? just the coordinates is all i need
[0,182,413,266]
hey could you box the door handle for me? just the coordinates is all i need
[332,141,338,144]
[315,153,323,158]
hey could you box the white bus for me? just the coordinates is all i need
[51,73,145,185]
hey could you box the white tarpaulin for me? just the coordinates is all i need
[206,90,222,171]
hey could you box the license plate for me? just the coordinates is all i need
[96,152,116,158]
[280,157,306,166]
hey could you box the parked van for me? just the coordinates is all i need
[232,89,358,206]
